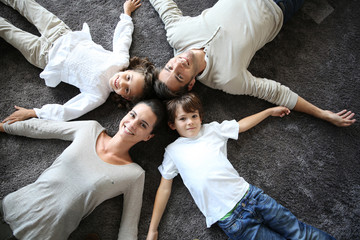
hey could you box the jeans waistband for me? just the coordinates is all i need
[219,187,250,221]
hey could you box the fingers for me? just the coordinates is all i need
[274,106,290,117]
[2,106,26,124]
[128,0,141,7]
[2,116,18,124]
[326,110,356,127]
[336,110,356,124]
[337,110,355,119]
[336,109,347,116]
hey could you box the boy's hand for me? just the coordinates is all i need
[2,106,36,124]
[270,106,290,118]
[124,0,142,16]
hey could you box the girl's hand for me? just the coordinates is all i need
[124,0,142,16]
[270,106,290,117]
[2,106,37,124]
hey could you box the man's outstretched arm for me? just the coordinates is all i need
[293,96,355,127]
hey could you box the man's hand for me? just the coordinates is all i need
[2,106,37,124]
[124,0,142,16]
[324,109,356,127]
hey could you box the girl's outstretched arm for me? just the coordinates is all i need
[147,177,173,240]
[238,106,290,133]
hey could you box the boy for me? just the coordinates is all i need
[146,92,335,240]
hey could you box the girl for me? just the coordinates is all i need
[0,0,156,122]
[0,99,165,240]
[146,93,335,240]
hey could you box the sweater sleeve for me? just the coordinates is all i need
[34,92,106,121]
[250,73,299,109]
[117,170,145,240]
[3,118,91,141]
[112,14,134,60]
[149,0,183,27]
[221,69,299,109]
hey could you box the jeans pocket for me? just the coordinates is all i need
[219,208,254,240]
[221,216,244,240]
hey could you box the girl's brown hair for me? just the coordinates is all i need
[112,57,157,109]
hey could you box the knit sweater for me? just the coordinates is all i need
[2,118,144,240]
[150,0,299,109]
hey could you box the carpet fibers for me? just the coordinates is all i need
[0,0,359,239]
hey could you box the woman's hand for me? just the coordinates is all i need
[124,0,142,16]
[2,106,37,124]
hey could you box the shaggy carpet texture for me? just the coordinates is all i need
[0,0,359,239]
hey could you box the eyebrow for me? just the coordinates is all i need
[164,66,183,83]
[132,110,150,128]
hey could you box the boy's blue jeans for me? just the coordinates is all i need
[273,0,305,24]
[217,185,336,240]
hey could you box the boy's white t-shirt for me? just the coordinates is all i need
[159,120,249,227]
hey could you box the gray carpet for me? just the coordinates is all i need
[1,0,359,239]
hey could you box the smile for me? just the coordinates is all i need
[124,125,134,135]
[114,77,120,89]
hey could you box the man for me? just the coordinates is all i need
[150,0,356,127]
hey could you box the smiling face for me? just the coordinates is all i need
[119,103,157,143]
[109,70,145,101]
[169,105,202,138]
[159,50,200,92]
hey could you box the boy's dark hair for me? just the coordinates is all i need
[137,99,166,134]
[166,92,203,124]
[111,57,157,109]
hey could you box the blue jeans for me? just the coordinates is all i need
[273,0,305,24]
[217,185,336,240]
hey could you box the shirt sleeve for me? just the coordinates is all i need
[112,14,134,60]
[3,118,93,141]
[158,150,179,180]
[34,92,106,121]
[117,170,145,240]
[208,120,239,141]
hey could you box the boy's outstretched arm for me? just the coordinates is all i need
[147,177,173,240]
[124,0,142,16]
[238,106,290,133]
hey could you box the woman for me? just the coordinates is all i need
[0,99,165,240]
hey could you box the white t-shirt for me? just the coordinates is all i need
[159,120,249,227]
